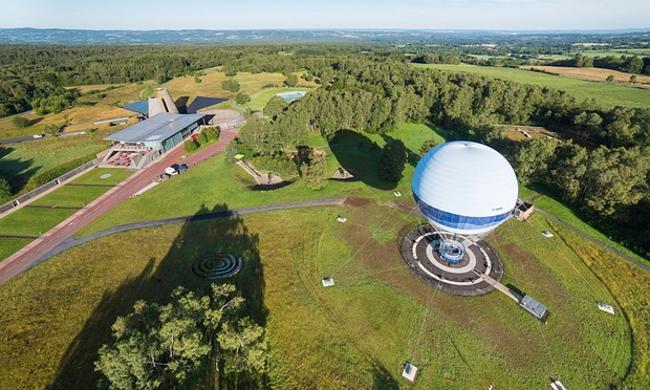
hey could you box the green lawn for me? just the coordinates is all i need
[0,167,131,260]
[412,63,650,109]
[69,167,132,186]
[0,134,110,196]
[0,207,77,237]
[0,202,640,388]
[240,87,313,112]
[0,238,32,259]
[80,122,440,235]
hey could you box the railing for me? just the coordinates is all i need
[0,159,98,215]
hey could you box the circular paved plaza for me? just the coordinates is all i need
[400,224,503,296]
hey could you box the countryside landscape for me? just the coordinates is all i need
[0,1,649,389]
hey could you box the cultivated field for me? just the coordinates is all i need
[413,63,650,109]
[524,66,650,85]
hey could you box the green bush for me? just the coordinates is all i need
[197,132,208,145]
[285,74,298,87]
[236,93,251,105]
[32,154,97,186]
[11,116,31,128]
[0,177,12,200]
[184,139,199,154]
[203,127,220,141]
[221,78,240,93]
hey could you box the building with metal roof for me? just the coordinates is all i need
[519,295,549,322]
[105,112,206,152]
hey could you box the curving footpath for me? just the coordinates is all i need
[0,129,237,285]
[0,198,346,284]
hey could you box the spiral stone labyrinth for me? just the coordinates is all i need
[192,253,242,280]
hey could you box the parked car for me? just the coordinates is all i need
[165,165,179,176]
[177,163,189,173]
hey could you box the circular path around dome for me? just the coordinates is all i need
[400,224,504,296]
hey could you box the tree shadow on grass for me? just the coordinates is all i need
[49,203,266,389]
[328,129,396,190]
[0,146,38,195]
[371,361,399,389]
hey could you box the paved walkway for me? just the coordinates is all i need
[2,197,346,284]
[0,130,237,285]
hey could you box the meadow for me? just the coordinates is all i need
[412,63,650,109]
[0,200,640,388]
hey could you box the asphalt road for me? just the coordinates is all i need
[0,135,44,145]
[0,129,237,285]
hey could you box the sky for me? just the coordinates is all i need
[0,0,648,31]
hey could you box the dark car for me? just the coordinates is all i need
[177,163,189,173]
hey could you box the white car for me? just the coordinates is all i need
[32,134,44,139]
[165,166,178,176]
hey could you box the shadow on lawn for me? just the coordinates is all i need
[328,129,396,190]
[0,146,38,195]
[49,203,267,389]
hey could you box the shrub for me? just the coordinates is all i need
[300,153,327,190]
[203,127,220,141]
[224,68,237,77]
[379,139,407,182]
[184,139,199,154]
[0,177,11,201]
[221,79,240,93]
[236,93,251,105]
[11,116,31,128]
[197,131,208,145]
[284,74,298,87]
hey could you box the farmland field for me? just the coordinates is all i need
[412,63,650,109]
[524,66,650,85]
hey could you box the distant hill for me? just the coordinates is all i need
[0,27,649,45]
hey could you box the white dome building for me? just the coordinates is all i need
[412,141,518,236]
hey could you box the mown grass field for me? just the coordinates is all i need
[0,167,131,260]
[0,200,640,388]
[412,63,650,109]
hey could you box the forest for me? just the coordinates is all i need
[1,44,648,256]
[230,57,649,257]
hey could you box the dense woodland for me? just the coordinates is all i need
[0,44,648,256]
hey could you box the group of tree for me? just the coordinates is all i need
[221,79,240,93]
[550,53,650,75]
[227,56,649,254]
[95,283,268,389]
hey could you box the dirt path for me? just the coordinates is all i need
[0,129,237,284]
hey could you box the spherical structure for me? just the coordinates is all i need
[412,141,518,236]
